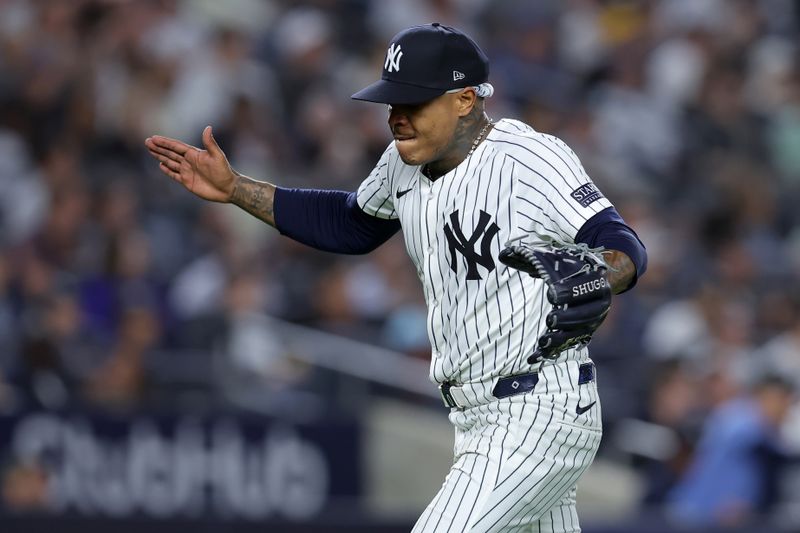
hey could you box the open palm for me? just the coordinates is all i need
[145,126,237,203]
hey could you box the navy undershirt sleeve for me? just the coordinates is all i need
[575,207,648,293]
[273,187,400,254]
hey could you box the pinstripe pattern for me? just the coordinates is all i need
[411,370,601,532]
[357,118,611,531]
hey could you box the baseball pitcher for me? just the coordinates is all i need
[145,23,647,533]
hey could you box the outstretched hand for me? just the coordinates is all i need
[145,126,238,203]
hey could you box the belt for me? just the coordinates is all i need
[439,362,596,410]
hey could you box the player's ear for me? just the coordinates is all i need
[456,88,477,117]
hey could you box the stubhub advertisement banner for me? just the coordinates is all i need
[0,410,361,521]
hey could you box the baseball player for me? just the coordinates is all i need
[145,23,647,533]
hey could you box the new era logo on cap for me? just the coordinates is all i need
[352,23,490,105]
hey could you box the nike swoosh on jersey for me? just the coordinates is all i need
[396,188,414,199]
[575,401,596,415]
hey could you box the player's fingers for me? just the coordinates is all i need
[148,149,182,172]
[146,135,193,156]
[147,144,183,164]
[201,125,223,158]
[158,162,183,182]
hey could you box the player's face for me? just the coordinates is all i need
[388,93,462,166]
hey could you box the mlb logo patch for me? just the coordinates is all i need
[570,183,603,207]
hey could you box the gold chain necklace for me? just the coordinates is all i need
[468,117,493,157]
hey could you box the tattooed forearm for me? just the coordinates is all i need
[604,250,637,294]
[230,176,277,226]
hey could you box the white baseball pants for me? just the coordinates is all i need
[412,361,602,532]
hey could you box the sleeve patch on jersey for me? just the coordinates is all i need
[570,183,604,208]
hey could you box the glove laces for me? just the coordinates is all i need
[549,241,613,271]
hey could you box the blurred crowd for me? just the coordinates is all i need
[2,0,800,527]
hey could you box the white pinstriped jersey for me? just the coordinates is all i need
[357,118,613,392]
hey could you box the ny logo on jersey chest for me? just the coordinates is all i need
[443,210,500,281]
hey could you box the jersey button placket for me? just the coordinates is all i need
[423,182,445,354]
[418,182,435,297]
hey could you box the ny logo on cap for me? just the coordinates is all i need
[385,43,403,73]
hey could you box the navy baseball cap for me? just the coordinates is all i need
[352,23,490,105]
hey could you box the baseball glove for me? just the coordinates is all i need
[499,242,612,363]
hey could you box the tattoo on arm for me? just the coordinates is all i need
[230,176,276,227]
[604,250,636,294]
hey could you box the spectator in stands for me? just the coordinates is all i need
[668,374,796,527]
